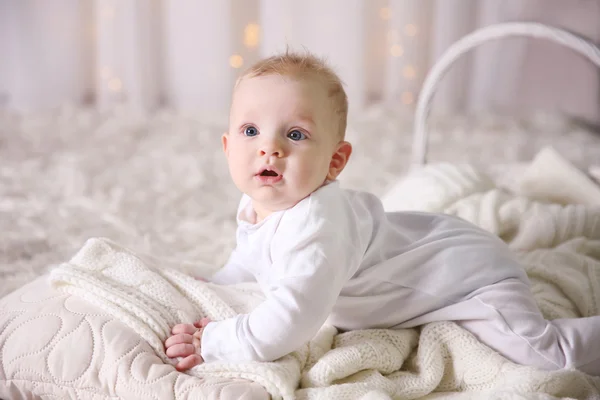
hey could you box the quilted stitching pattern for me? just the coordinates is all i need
[0,277,269,400]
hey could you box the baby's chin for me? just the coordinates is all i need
[239,178,326,211]
[248,190,312,213]
[251,195,303,212]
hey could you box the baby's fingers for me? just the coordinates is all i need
[165,333,193,349]
[176,354,204,371]
[166,343,196,358]
[171,324,197,335]
[193,317,211,329]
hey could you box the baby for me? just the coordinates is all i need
[164,51,600,375]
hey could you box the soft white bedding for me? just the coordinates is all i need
[2,108,600,399]
[0,277,270,400]
[3,153,600,399]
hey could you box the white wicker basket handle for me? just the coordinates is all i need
[412,22,600,166]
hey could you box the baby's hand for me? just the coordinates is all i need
[165,318,211,371]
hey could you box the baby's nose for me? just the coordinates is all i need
[258,139,284,157]
[260,148,281,157]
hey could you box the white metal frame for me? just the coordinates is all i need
[412,22,600,166]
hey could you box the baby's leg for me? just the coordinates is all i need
[458,279,600,375]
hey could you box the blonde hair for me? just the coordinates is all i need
[236,51,348,140]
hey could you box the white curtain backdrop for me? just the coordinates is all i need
[1,0,599,122]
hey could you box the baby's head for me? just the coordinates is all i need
[222,51,353,221]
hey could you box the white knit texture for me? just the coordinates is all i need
[50,160,600,400]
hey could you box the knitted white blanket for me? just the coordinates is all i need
[50,162,600,400]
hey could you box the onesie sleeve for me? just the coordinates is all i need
[200,187,363,362]
[210,250,256,285]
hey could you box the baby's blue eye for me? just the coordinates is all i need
[244,126,258,137]
[288,130,306,141]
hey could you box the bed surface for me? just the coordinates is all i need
[2,106,599,299]
[1,107,600,399]
[0,276,270,400]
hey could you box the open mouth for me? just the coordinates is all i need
[260,170,279,177]
[256,167,282,183]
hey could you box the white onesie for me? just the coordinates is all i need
[200,181,600,375]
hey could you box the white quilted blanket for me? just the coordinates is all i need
[49,161,600,400]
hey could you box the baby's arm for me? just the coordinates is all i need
[200,211,360,362]
[209,250,256,285]
[201,253,347,362]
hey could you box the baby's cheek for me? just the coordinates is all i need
[299,163,328,193]
[230,157,250,181]
[295,163,316,182]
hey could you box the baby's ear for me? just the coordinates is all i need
[327,141,352,180]
[221,133,229,155]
